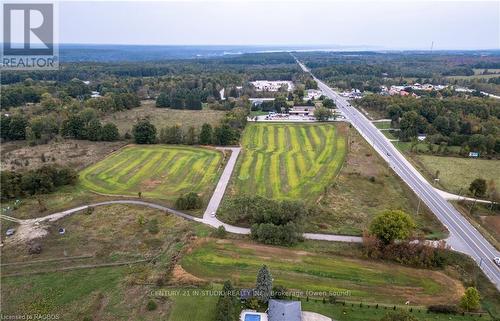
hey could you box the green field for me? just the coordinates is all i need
[79,145,222,202]
[415,155,500,194]
[230,123,346,200]
[181,239,464,306]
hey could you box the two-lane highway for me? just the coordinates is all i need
[295,58,500,290]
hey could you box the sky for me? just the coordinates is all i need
[59,0,500,50]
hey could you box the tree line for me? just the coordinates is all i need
[356,95,500,155]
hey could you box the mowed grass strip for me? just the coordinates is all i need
[233,123,346,200]
[79,145,222,201]
[180,239,464,305]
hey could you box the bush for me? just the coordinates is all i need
[380,311,418,321]
[146,300,157,311]
[427,305,458,314]
[175,192,203,210]
[147,218,159,234]
[213,225,227,238]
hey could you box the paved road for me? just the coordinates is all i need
[294,58,500,290]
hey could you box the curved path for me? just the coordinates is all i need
[15,199,361,243]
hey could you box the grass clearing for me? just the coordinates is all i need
[0,139,126,171]
[103,100,226,135]
[1,204,195,320]
[228,123,347,200]
[180,238,464,306]
[313,129,445,237]
[414,155,500,195]
[79,145,223,204]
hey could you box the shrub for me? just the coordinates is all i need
[380,311,418,321]
[175,192,202,210]
[213,225,227,238]
[146,300,157,311]
[427,305,458,314]
[147,218,159,234]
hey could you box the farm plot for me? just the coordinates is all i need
[79,145,222,201]
[231,123,346,200]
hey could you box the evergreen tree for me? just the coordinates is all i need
[215,280,237,321]
[255,265,273,303]
[199,123,213,145]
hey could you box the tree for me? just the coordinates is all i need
[159,125,183,144]
[213,124,236,146]
[185,126,197,145]
[469,178,487,197]
[314,107,333,121]
[175,192,202,210]
[7,114,29,140]
[255,265,273,303]
[199,123,213,145]
[369,210,415,244]
[156,92,170,108]
[215,280,237,321]
[322,98,335,108]
[100,123,120,141]
[460,287,480,311]
[132,119,156,144]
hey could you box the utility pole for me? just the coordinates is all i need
[416,198,421,216]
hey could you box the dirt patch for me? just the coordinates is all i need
[141,179,163,190]
[4,221,48,245]
[1,139,126,171]
[170,264,206,285]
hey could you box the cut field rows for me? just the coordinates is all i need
[234,124,347,200]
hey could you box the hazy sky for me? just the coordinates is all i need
[59,1,500,49]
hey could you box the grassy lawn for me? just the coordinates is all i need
[79,145,223,203]
[373,121,392,129]
[301,300,491,321]
[227,123,346,200]
[180,238,464,306]
[103,100,226,135]
[167,289,219,321]
[414,155,500,195]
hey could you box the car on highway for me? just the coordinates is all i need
[494,257,500,267]
[210,211,216,217]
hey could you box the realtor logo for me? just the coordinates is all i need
[2,2,58,70]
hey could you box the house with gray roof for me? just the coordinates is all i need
[268,299,302,321]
